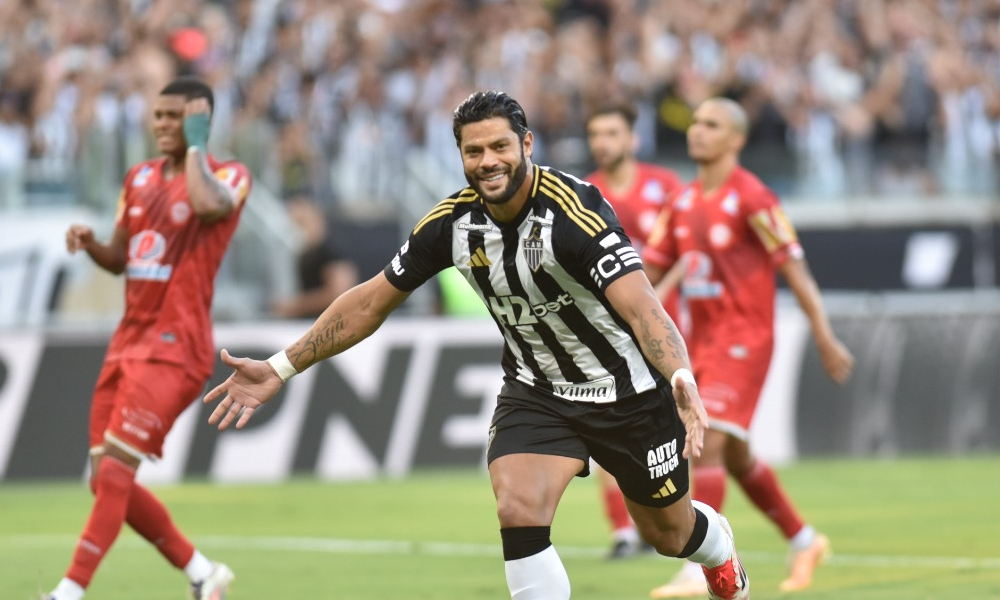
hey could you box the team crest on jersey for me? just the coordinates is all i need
[170,202,191,224]
[133,165,153,188]
[523,223,544,272]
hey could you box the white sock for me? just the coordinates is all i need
[51,578,85,600]
[789,524,816,552]
[504,545,571,600]
[184,550,214,583]
[685,501,733,569]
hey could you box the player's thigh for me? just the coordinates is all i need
[585,388,690,509]
[489,453,584,527]
[104,361,205,459]
[89,360,125,451]
[487,384,590,525]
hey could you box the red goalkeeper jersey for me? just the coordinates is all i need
[642,166,802,346]
[105,156,251,380]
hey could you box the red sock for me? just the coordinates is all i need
[66,456,136,588]
[126,483,196,569]
[691,465,727,511]
[737,460,805,539]
[603,483,632,531]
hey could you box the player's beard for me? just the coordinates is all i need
[597,149,627,173]
[467,149,528,206]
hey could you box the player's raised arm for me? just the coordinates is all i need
[604,270,708,459]
[183,98,236,222]
[205,272,410,430]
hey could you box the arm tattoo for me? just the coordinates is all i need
[639,307,688,374]
[290,312,355,367]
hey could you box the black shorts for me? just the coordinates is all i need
[487,380,690,507]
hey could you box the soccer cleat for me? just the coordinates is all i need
[701,516,749,600]
[190,562,235,600]
[649,565,706,598]
[779,533,831,592]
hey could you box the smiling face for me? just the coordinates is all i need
[686,100,746,165]
[458,116,533,207]
[151,94,188,157]
[586,112,634,172]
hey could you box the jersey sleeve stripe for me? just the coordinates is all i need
[413,190,478,234]
[540,172,607,231]
[539,181,603,236]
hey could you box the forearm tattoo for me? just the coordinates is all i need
[290,312,354,367]
[639,307,688,373]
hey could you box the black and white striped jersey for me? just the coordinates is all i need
[384,164,667,403]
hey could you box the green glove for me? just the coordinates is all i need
[183,112,211,152]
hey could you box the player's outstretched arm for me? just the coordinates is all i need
[205,272,411,430]
[605,270,708,459]
[778,257,855,384]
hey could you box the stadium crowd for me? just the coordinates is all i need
[0,0,998,213]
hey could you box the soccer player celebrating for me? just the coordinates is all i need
[643,97,854,598]
[46,76,250,600]
[584,102,683,559]
[204,91,750,600]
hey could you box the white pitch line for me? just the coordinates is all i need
[4,535,999,570]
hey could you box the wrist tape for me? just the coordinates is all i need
[266,350,298,383]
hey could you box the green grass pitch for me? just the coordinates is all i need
[2,455,998,599]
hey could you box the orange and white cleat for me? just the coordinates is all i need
[702,516,750,600]
[779,533,831,592]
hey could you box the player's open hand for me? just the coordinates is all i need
[204,349,284,430]
[672,379,708,459]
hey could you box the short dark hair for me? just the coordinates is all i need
[160,76,214,113]
[452,90,528,147]
[588,102,637,129]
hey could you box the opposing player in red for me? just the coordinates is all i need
[644,97,854,597]
[585,102,682,559]
[46,76,250,600]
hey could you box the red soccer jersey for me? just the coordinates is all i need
[585,162,681,251]
[105,156,251,380]
[642,166,802,346]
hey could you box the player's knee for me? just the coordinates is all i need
[495,492,552,528]
[644,526,692,557]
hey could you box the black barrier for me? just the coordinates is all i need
[796,312,1000,456]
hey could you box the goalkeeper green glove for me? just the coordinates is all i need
[183,112,211,153]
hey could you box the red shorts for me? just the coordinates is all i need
[689,336,772,439]
[89,360,205,459]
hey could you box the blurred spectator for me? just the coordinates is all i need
[0,0,998,213]
[270,197,359,320]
